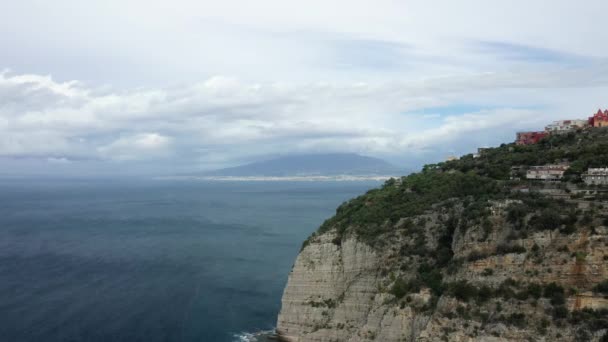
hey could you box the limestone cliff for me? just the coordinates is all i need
[277,205,608,341]
[276,130,608,342]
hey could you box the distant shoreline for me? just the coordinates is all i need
[157,175,397,182]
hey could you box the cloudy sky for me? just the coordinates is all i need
[2,0,608,176]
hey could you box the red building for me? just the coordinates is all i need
[516,131,548,145]
[588,109,608,127]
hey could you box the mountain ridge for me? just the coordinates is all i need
[201,153,403,177]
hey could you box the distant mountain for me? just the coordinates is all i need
[202,153,402,177]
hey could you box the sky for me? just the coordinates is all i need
[2,0,608,177]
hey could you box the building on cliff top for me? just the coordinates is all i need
[516,131,548,145]
[526,164,570,181]
[588,109,608,128]
[545,119,588,133]
[582,168,608,185]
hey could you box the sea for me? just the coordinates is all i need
[0,178,378,342]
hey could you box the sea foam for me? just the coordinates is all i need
[232,330,275,342]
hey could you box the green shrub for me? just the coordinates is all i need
[570,308,608,331]
[575,251,587,262]
[446,281,479,302]
[481,218,493,240]
[496,243,527,255]
[580,212,594,225]
[476,285,493,303]
[529,209,562,231]
[495,279,518,299]
[418,264,444,295]
[561,224,576,235]
[593,280,608,294]
[390,278,421,299]
[552,305,569,319]
[506,313,526,327]
[526,283,543,299]
[506,203,529,229]
[482,268,494,276]
[467,250,487,262]
[544,282,566,305]
[531,243,540,253]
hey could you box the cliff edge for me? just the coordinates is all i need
[277,129,608,342]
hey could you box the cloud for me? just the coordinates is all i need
[1,0,608,176]
[98,133,172,161]
[3,0,608,176]
[3,0,608,86]
[47,157,72,164]
[1,61,608,175]
[323,38,412,71]
[400,108,543,150]
[473,41,592,65]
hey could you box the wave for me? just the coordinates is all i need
[232,330,276,342]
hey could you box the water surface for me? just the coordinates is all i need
[0,179,377,342]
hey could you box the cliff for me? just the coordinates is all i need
[276,129,608,342]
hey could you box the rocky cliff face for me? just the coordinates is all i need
[276,197,608,342]
[277,233,432,342]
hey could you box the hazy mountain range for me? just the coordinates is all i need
[199,153,403,178]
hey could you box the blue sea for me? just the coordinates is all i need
[0,179,377,342]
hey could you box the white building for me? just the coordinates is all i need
[545,120,588,134]
[582,168,608,185]
[526,164,570,181]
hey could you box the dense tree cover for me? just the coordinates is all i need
[594,280,608,295]
[308,173,578,251]
[433,128,608,180]
[505,195,578,234]
[304,128,608,250]
[316,171,506,243]
[302,128,608,250]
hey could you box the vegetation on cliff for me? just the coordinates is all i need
[437,127,608,181]
[316,171,504,241]
[295,128,608,341]
[311,128,608,247]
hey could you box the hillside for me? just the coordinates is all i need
[202,153,402,177]
[276,128,608,342]
[434,128,608,181]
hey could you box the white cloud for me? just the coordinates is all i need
[0,64,607,173]
[0,131,74,157]
[399,109,545,151]
[2,1,608,85]
[1,0,608,174]
[98,133,172,161]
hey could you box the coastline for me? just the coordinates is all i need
[156,175,397,182]
[233,330,278,342]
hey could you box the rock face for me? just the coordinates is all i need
[277,233,431,342]
[276,199,608,342]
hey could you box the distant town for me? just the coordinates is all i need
[515,109,608,146]
[512,109,608,185]
[445,109,608,186]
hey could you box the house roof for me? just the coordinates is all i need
[591,109,608,121]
